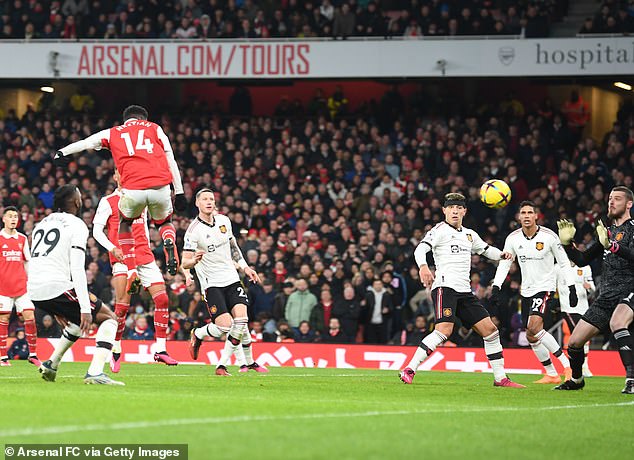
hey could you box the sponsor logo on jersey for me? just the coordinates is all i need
[443,308,452,317]
[536,242,544,250]
[1,244,7,249]
[219,225,227,233]
[466,234,473,242]
[616,232,624,241]
[451,245,459,253]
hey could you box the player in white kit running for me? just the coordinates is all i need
[29,185,123,385]
[492,201,577,384]
[400,193,524,388]
[182,189,268,375]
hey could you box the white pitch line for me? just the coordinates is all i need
[0,373,388,379]
[1,401,632,438]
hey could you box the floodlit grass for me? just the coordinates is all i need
[1,362,632,459]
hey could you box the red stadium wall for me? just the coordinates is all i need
[31,339,623,377]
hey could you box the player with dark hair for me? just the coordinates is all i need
[491,200,576,384]
[182,189,268,375]
[54,105,185,294]
[29,185,123,385]
[400,193,524,388]
[555,186,634,393]
[0,206,39,367]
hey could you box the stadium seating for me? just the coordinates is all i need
[1,82,633,346]
[0,0,563,39]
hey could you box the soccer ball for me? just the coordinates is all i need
[480,179,511,209]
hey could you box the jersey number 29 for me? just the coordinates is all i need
[31,228,60,257]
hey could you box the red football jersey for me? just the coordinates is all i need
[97,192,156,266]
[102,120,173,190]
[0,230,29,297]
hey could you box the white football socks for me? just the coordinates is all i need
[87,319,117,376]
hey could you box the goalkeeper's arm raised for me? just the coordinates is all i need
[557,219,603,267]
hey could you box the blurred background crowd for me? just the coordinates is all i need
[2,0,632,41]
[1,79,633,351]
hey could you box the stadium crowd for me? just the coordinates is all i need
[0,0,566,40]
[1,83,633,350]
[579,0,634,34]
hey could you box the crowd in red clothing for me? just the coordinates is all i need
[0,83,633,348]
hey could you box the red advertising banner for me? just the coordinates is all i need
[31,339,622,377]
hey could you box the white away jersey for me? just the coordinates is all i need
[183,214,240,290]
[28,212,89,301]
[555,264,594,314]
[493,226,573,297]
[420,222,494,293]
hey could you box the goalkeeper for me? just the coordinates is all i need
[554,186,634,394]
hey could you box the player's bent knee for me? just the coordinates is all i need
[610,317,629,332]
[435,323,454,336]
[64,323,82,341]
[153,215,172,227]
[98,306,117,322]
[215,313,232,329]
[231,304,248,317]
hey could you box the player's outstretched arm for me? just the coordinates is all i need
[54,129,109,167]
[557,219,602,266]
[157,126,184,197]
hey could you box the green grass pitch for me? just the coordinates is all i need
[1,362,632,460]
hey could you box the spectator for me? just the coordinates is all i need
[327,85,348,120]
[320,317,349,343]
[175,17,197,38]
[561,90,590,145]
[295,320,317,343]
[390,314,430,346]
[7,329,29,360]
[37,314,61,338]
[333,3,355,38]
[285,278,318,328]
[578,17,597,34]
[275,319,296,342]
[332,285,362,341]
[309,288,335,335]
[273,280,294,321]
[363,278,393,344]
[197,14,215,38]
[128,316,154,340]
[250,278,277,318]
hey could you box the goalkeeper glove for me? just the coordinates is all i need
[596,219,610,249]
[556,219,576,246]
